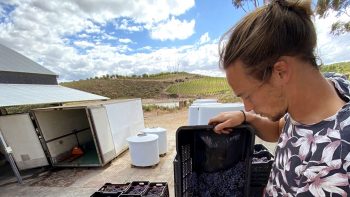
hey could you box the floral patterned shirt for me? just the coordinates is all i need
[265,73,350,197]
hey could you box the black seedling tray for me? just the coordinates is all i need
[174,124,255,197]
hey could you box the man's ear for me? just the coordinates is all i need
[272,59,290,83]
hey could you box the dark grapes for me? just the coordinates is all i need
[143,185,165,197]
[190,161,246,197]
[124,183,148,195]
[101,184,129,193]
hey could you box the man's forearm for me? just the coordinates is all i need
[245,112,281,142]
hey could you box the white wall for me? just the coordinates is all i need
[104,99,145,155]
[0,113,48,170]
[89,106,116,163]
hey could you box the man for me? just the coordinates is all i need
[209,0,350,196]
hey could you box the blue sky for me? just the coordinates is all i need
[0,0,349,82]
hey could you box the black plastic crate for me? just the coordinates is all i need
[98,183,131,194]
[93,182,169,197]
[91,192,121,197]
[250,144,274,187]
[143,182,169,197]
[120,181,149,196]
[174,124,255,197]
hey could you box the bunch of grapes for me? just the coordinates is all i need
[102,184,129,192]
[125,185,147,195]
[143,185,165,197]
[190,162,246,197]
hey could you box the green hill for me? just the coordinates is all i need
[320,61,350,77]
[61,62,350,102]
[61,72,203,99]
[165,77,237,102]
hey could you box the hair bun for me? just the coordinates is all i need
[275,0,288,7]
[272,0,313,17]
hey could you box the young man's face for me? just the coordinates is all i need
[226,60,287,122]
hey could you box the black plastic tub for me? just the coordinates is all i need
[173,124,256,197]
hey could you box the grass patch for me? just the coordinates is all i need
[142,104,179,112]
[61,79,172,99]
[166,77,231,97]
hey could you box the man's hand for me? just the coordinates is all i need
[208,111,245,134]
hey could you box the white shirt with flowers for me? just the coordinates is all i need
[265,73,350,197]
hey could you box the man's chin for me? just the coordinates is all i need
[268,116,281,122]
[257,112,282,122]
[257,109,286,122]
[269,113,285,122]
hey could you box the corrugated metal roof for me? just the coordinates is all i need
[0,84,109,107]
[0,44,57,76]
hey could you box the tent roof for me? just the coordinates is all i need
[0,84,108,107]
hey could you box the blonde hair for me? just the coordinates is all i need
[219,0,317,81]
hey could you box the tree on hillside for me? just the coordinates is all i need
[316,0,350,35]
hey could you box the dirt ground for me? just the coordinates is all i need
[0,108,276,197]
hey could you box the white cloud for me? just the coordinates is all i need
[74,40,94,48]
[115,19,143,32]
[101,33,118,41]
[78,33,89,38]
[190,69,224,77]
[0,5,6,19]
[199,32,210,45]
[0,0,197,81]
[150,17,195,41]
[138,46,152,51]
[119,38,132,44]
[85,24,101,34]
[314,11,350,64]
[73,0,195,24]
